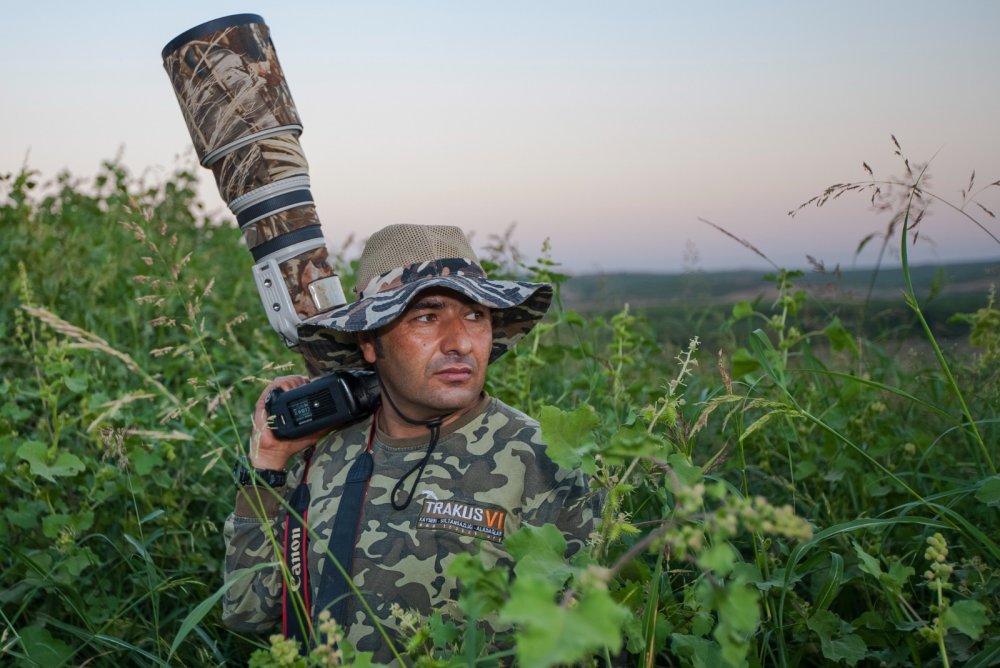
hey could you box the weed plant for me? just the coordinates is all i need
[1,142,998,666]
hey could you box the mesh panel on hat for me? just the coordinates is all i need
[354,224,481,294]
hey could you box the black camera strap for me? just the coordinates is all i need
[314,435,374,628]
[283,415,378,647]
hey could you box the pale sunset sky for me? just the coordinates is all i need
[4,1,999,273]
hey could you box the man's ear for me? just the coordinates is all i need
[358,332,378,364]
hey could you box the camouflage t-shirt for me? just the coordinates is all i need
[222,395,599,662]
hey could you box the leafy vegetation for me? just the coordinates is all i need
[1,143,998,666]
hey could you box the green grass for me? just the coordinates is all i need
[1,157,998,667]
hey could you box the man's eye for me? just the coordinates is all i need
[466,310,487,320]
[415,313,435,322]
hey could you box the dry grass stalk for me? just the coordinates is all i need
[22,305,178,405]
[698,218,778,269]
[86,391,157,433]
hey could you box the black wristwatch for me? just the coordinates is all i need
[233,456,287,488]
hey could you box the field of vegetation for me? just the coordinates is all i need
[1,150,998,667]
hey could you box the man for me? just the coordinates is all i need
[222,224,599,661]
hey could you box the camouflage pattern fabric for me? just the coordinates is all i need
[242,204,320,250]
[223,396,600,663]
[212,133,309,204]
[277,245,339,320]
[296,259,553,371]
[162,17,301,165]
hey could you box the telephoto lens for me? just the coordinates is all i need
[162,14,345,376]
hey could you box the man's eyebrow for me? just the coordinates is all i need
[408,297,446,311]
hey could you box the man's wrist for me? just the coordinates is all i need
[249,450,289,471]
[234,456,287,488]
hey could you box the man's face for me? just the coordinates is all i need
[359,288,492,422]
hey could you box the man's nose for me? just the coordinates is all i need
[440,314,473,355]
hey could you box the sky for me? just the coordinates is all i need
[4,1,1000,274]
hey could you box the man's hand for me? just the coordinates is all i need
[249,375,331,471]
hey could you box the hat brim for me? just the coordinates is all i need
[296,276,552,371]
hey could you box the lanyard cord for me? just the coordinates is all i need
[379,381,447,511]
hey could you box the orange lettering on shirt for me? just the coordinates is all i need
[485,509,505,529]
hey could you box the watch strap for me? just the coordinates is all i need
[234,456,287,488]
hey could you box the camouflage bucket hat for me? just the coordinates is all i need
[298,224,553,370]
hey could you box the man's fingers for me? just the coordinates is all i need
[255,374,309,410]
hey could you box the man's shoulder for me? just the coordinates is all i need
[305,414,373,465]
[480,397,547,445]
[488,397,541,429]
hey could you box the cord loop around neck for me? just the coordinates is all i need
[378,378,451,511]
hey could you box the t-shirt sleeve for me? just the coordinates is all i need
[522,463,602,558]
[221,459,305,632]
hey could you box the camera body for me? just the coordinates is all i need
[265,372,380,440]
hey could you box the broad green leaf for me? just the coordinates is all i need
[604,426,665,464]
[42,513,72,539]
[715,581,759,665]
[539,404,599,474]
[667,452,703,488]
[42,511,94,539]
[697,543,737,576]
[823,317,858,356]
[133,448,163,476]
[731,301,754,321]
[564,310,586,327]
[823,634,867,666]
[729,347,760,378]
[347,651,375,668]
[884,560,915,594]
[941,600,989,640]
[61,547,97,577]
[691,610,714,638]
[852,542,883,578]
[448,553,508,618]
[976,476,1000,504]
[671,634,736,668]
[505,524,571,586]
[500,576,627,666]
[719,582,759,635]
[64,374,89,392]
[429,611,461,648]
[19,625,74,666]
[807,609,839,638]
[807,610,867,666]
[16,440,85,482]
[1,401,31,421]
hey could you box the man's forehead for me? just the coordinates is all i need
[406,287,484,309]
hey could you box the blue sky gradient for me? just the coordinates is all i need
[4,1,999,272]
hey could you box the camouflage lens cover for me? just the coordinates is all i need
[212,134,309,203]
[162,15,302,165]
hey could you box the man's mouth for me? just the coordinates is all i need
[434,366,474,383]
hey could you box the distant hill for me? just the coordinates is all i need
[561,260,999,311]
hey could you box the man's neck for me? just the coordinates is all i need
[377,394,489,440]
